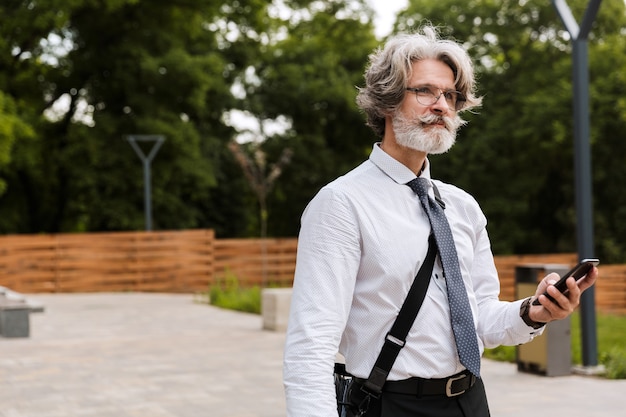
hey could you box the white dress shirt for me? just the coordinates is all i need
[283,143,542,417]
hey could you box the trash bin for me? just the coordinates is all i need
[515,263,571,376]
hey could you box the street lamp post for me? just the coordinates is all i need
[125,135,165,231]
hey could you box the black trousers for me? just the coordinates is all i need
[362,378,490,417]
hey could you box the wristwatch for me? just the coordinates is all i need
[520,297,546,329]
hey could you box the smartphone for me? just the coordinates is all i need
[531,258,599,305]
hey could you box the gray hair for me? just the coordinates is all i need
[356,25,482,138]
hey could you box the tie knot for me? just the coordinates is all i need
[407,177,430,198]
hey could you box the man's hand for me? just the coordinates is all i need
[528,267,598,324]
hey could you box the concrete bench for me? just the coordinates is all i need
[261,288,292,332]
[0,287,45,338]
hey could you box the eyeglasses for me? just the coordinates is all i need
[405,86,466,111]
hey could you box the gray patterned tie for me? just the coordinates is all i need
[407,177,481,377]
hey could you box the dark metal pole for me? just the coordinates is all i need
[126,135,165,231]
[143,158,152,231]
[573,38,598,368]
[552,0,602,367]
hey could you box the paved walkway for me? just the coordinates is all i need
[0,293,624,417]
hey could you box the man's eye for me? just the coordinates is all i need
[416,87,434,95]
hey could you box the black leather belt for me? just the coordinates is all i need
[379,370,476,398]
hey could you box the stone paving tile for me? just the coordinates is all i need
[1,293,624,417]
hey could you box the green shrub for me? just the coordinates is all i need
[207,271,261,314]
[600,348,626,379]
[483,345,516,363]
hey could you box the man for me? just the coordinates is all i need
[283,25,597,417]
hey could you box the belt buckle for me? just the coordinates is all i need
[445,374,467,397]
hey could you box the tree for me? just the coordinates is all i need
[243,0,380,236]
[228,139,293,239]
[0,0,266,235]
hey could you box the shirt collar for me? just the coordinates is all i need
[369,143,432,184]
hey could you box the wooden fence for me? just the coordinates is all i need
[0,230,213,293]
[0,229,624,314]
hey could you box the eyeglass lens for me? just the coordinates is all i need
[408,86,465,110]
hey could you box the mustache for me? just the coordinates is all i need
[417,113,466,131]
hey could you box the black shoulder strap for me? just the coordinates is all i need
[361,233,437,395]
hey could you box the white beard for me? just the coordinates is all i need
[391,111,465,154]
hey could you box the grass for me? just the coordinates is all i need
[205,272,262,314]
[484,311,626,379]
[205,279,626,379]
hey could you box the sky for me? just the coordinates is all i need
[368,0,408,38]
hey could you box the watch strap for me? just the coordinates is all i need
[520,297,546,329]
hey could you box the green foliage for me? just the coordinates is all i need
[0,92,34,195]
[0,0,625,267]
[482,344,515,362]
[0,0,246,234]
[600,348,626,380]
[208,271,261,314]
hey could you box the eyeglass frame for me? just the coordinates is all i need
[405,85,467,111]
